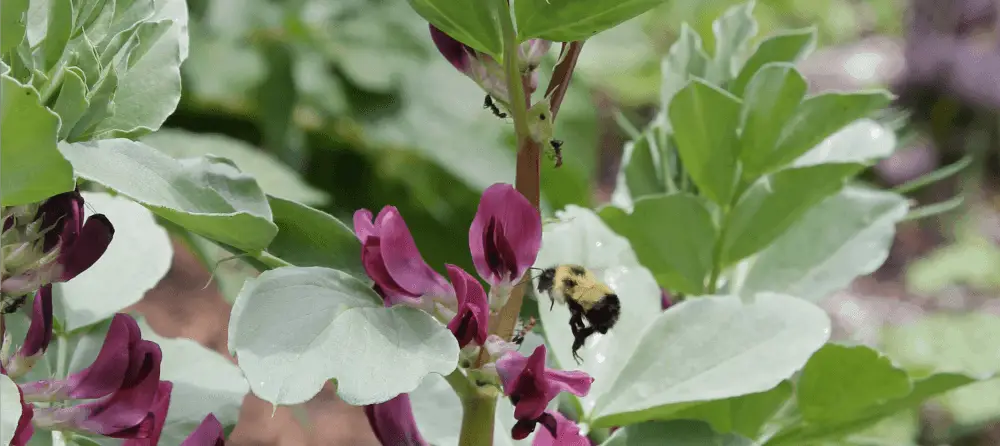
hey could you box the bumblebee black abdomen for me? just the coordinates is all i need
[586,294,620,334]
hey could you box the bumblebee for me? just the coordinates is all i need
[536,265,621,364]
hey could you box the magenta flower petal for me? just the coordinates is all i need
[180,414,226,446]
[364,393,429,446]
[36,190,85,251]
[59,214,114,281]
[469,184,541,286]
[531,411,589,446]
[512,411,558,440]
[355,207,452,306]
[661,289,674,310]
[497,345,593,436]
[121,381,173,445]
[11,384,34,446]
[429,25,473,73]
[445,265,489,347]
[18,285,53,358]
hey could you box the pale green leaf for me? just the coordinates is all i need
[228,267,459,406]
[600,193,717,295]
[797,345,912,423]
[53,192,174,332]
[405,0,502,58]
[792,119,897,168]
[141,128,328,205]
[660,24,710,125]
[140,318,246,444]
[1,0,29,54]
[67,60,117,141]
[43,0,74,69]
[266,196,365,280]
[739,63,807,179]
[515,0,669,43]
[0,374,22,446]
[669,381,792,439]
[52,67,90,140]
[739,187,909,302]
[721,163,862,266]
[730,28,817,97]
[1,73,74,206]
[58,138,278,251]
[532,206,663,416]
[602,420,756,446]
[590,293,830,427]
[708,1,758,84]
[668,79,742,205]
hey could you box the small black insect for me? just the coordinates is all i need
[483,94,507,119]
[1,295,29,315]
[511,316,537,346]
[549,139,563,168]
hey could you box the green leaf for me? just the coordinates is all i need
[141,128,329,205]
[797,345,912,424]
[266,196,365,280]
[58,138,278,251]
[600,193,717,295]
[52,67,90,140]
[67,60,117,141]
[411,373,535,445]
[660,24,710,123]
[669,381,792,439]
[1,0,29,54]
[0,73,74,206]
[708,1,758,84]
[602,420,755,446]
[882,314,1000,426]
[0,373,21,446]
[762,91,893,174]
[589,293,830,427]
[739,187,909,302]
[515,0,669,42]
[721,163,862,266]
[668,79,742,205]
[791,119,897,168]
[91,0,189,138]
[228,266,459,406]
[53,192,173,332]
[139,318,247,444]
[616,134,665,203]
[738,63,808,179]
[730,28,817,97]
[769,369,977,444]
[43,0,74,69]
[405,0,502,58]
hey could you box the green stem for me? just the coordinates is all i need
[444,368,474,401]
[458,386,498,446]
[497,0,529,140]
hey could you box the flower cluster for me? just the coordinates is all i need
[1,191,225,445]
[353,183,594,444]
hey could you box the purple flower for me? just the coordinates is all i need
[180,414,226,446]
[364,393,428,446]
[469,184,541,287]
[121,381,173,445]
[20,314,150,401]
[5,286,54,377]
[428,26,549,104]
[10,379,34,446]
[496,345,593,440]
[445,265,489,348]
[1,189,114,296]
[353,207,453,307]
[661,289,674,310]
[532,411,590,446]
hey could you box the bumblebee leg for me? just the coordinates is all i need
[568,310,586,333]
[549,295,555,311]
[571,326,597,364]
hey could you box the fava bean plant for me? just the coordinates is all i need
[0,0,988,445]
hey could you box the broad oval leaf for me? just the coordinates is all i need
[739,187,909,302]
[515,0,668,42]
[589,293,831,427]
[54,192,174,332]
[266,196,365,280]
[792,119,896,168]
[667,381,792,439]
[668,79,742,206]
[721,163,862,266]
[1,73,74,206]
[797,344,912,423]
[405,0,502,58]
[603,419,755,445]
[660,24,710,116]
[533,205,662,415]
[708,1,758,84]
[739,63,808,180]
[600,193,717,295]
[141,128,329,205]
[58,138,278,251]
[730,27,817,97]
[229,266,459,406]
[0,373,22,446]
[1,0,29,54]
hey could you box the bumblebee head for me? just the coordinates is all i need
[536,267,557,294]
